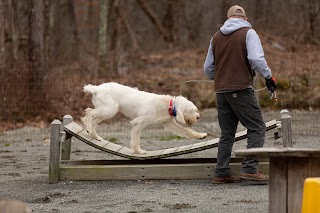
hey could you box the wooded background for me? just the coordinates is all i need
[1,0,320,128]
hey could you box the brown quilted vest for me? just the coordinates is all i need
[212,27,255,92]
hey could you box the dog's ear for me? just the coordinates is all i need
[176,107,186,125]
[174,96,187,124]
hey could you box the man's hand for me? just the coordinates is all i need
[266,77,277,93]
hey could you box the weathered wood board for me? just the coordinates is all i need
[64,120,278,160]
[59,158,269,181]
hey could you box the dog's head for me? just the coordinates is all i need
[174,96,200,126]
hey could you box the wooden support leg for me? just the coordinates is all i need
[61,115,73,160]
[269,157,288,213]
[280,109,293,147]
[269,156,320,213]
[49,119,62,183]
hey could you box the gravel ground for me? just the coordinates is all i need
[0,108,319,213]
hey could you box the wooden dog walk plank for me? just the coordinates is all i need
[77,130,109,148]
[158,147,179,158]
[64,119,278,160]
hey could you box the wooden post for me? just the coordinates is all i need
[49,119,61,183]
[280,109,293,147]
[61,115,73,160]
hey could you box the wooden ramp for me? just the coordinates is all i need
[64,120,278,160]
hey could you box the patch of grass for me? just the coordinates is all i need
[108,137,118,143]
[4,143,11,147]
[160,135,184,141]
[276,78,290,90]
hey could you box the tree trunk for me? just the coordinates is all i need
[86,0,97,44]
[307,0,320,41]
[265,0,274,32]
[8,0,19,60]
[114,0,141,52]
[28,0,46,115]
[0,0,5,69]
[220,0,232,24]
[98,0,112,75]
[163,0,188,47]
[50,0,79,64]
[114,1,124,75]
[253,0,267,27]
[44,0,51,68]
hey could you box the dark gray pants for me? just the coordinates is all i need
[215,88,266,177]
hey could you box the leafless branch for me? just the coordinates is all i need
[136,0,173,42]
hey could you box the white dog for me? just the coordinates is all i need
[81,82,207,154]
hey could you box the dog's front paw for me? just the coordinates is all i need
[197,133,207,139]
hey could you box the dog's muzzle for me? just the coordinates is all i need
[186,115,200,126]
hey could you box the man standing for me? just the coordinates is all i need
[203,5,277,183]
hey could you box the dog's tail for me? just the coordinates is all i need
[83,84,98,95]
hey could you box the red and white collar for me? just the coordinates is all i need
[168,99,177,116]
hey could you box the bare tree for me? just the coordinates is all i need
[114,0,141,52]
[136,0,173,43]
[43,0,51,68]
[110,0,125,75]
[220,0,232,24]
[163,0,185,46]
[28,0,47,114]
[50,0,79,64]
[86,0,98,46]
[0,0,5,69]
[8,0,19,60]
[252,0,267,27]
[306,0,320,44]
[98,0,113,74]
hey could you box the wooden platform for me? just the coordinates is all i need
[235,147,320,213]
[64,119,278,160]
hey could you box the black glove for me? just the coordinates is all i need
[266,76,277,93]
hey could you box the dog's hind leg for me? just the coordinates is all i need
[83,96,119,140]
[90,112,108,141]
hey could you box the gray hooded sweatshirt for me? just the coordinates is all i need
[203,18,272,83]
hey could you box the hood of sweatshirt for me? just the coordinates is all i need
[220,18,252,35]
